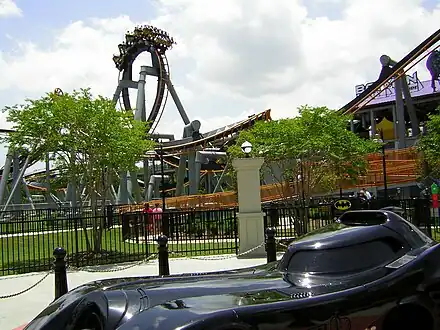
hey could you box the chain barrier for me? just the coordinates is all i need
[0,270,53,299]
[276,239,290,249]
[0,238,288,299]
[67,253,158,273]
[170,241,266,261]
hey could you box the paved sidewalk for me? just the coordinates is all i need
[1,255,281,330]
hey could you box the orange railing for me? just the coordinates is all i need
[347,147,418,189]
[118,147,419,211]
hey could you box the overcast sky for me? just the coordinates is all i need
[0,0,439,172]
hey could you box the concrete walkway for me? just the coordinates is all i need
[1,254,282,330]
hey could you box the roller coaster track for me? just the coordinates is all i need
[156,110,272,154]
[119,45,168,132]
[157,29,440,208]
[0,108,270,184]
[4,29,439,202]
[340,28,440,115]
[149,52,170,134]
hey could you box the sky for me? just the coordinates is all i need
[0,0,439,172]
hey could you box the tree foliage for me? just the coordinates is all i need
[4,89,153,188]
[228,105,379,197]
[2,89,154,251]
[417,106,440,178]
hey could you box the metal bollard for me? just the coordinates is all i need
[157,235,170,276]
[265,227,277,263]
[53,247,68,300]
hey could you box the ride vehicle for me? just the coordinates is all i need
[20,210,440,330]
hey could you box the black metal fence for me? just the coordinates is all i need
[0,206,238,276]
[1,198,436,276]
[263,198,435,249]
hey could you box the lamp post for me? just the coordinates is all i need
[159,141,166,211]
[374,130,388,201]
[241,141,252,157]
[296,159,306,206]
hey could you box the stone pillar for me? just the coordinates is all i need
[232,157,266,258]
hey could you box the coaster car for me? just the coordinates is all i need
[21,210,440,330]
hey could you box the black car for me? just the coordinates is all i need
[22,210,440,330]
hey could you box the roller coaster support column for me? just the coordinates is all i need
[3,155,30,211]
[164,78,190,125]
[146,175,170,201]
[380,55,420,145]
[22,178,35,208]
[401,80,420,136]
[135,66,147,122]
[195,151,226,192]
[394,78,407,148]
[117,173,129,204]
[213,164,228,193]
[232,157,266,258]
[12,151,22,205]
[128,66,149,203]
[0,153,12,206]
[188,153,197,195]
[176,120,201,196]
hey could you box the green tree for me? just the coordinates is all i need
[228,105,379,199]
[3,88,154,252]
[417,105,440,178]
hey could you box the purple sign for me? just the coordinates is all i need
[355,72,440,107]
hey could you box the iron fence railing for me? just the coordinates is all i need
[263,198,434,250]
[0,206,239,276]
[1,199,435,275]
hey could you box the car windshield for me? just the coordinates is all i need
[287,240,396,274]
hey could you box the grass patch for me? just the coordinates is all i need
[0,227,238,276]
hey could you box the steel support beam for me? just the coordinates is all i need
[3,155,30,211]
[0,153,13,205]
[164,77,190,125]
[394,78,407,148]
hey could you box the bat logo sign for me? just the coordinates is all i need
[334,200,351,211]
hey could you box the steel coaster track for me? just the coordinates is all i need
[145,48,167,129]
[117,43,168,130]
[149,51,170,134]
[340,28,440,115]
[155,110,272,153]
[346,44,439,114]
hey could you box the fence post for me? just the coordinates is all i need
[269,204,279,227]
[53,247,68,300]
[157,235,170,276]
[162,212,170,237]
[265,227,277,263]
[106,205,113,229]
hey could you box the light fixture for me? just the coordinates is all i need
[241,141,252,155]
[373,136,383,144]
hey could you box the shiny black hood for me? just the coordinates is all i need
[24,261,397,330]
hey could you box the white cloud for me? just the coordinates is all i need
[0,0,439,146]
[0,0,21,18]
